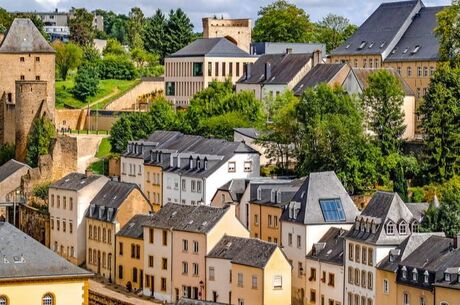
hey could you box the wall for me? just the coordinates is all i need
[19,204,50,247]
[144,165,163,211]
[202,18,252,53]
[305,259,344,305]
[233,132,271,166]
[434,286,460,305]
[263,247,292,305]
[105,79,163,111]
[0,163,30,202]
[120,156,145,191]
[376,269,397,305]
[86,218,116,280]
[0,277,89,305]
[115,235,144,290]
[231,264,264,305]
[250,203,282,245]
[396,284,433,305]
[55,109,87,131]
[205,257,232,303]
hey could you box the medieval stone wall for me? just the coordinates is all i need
[202,18,252,53]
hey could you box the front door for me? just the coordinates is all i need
[140,270,143,289]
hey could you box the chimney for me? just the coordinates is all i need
[312,49,322,67]
[85,169,93,177]
[286,48,292,55]
[454,235,460,249]
[265,62,272,81]
[246,63,252,80]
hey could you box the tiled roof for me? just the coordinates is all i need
[207,235,277,268]
[168,38,254,58]
[293,63,348,95]
[116,214,152,239]
[281,171,359,225]
[307,227,347,265]
[0,159,30,183]
[237,53,313,85]
[143,203,229,234]
[50,173,103,191]
[351,68,415,96]
[0,18,55,53]
[0,221,91,281]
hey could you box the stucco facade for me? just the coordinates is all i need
[144,164,163,211]
[250,203,282,245]
[115,234,145,290]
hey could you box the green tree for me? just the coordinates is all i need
[315,14,358,53]
[127,7,145,49]
[164,9,194,56]
[0,8,12,33]
[435,1,460,65]
[102,38,126,56]
[73,64,100,101]
[253,0,314,43]
[25,117,56,168]
[0,143,15,166]
[419,63,460,183]
[143,9,167,60]
[363,70,406,155]
[69,8,95,46]
[52,40,83,80]
[100,55,137,80]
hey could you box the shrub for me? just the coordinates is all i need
[100,55,137,80]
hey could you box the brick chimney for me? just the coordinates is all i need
[312,49,322,67]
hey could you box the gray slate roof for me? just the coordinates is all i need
[143,203,229,234]
[216,178,251,202]
[168,38,253,58]
[281,171,359,225]
[405,202,429,222]
[117,214,152,239]
[385,6,444,62]
[0,221,91,281]
[0,159,30,183]
[352,68,415,95]
[238,53,313,85]
[177,298,230,305]
[331,1,421,57]
[307,227,347,265]
[250,178,305,208]
[207,235,277,269]
[233,128,264,140]
[293,63,348,96]
[50,172,103,191]
[86,181,145,223]
[0,18,55,53]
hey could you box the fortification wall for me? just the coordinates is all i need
[202,18,252,53]
[55,109,87,130]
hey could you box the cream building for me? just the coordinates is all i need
[206,235,291,305]
[49,172,109,265]
[0,220,92,305]
[164,37,257,107]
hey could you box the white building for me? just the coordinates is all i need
[343,192,422,305]
[280,171,360,305]
[49,172,108,265]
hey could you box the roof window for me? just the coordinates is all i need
[368,42,374,48]
[403,48,409,54]
[358,41,367,50]
[345,44,351,49]
[411,45,420,54]
[380,42,386,48]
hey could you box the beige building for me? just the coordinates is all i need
[0,220,92,305]
[0,159,30,221]
[49,172,109,265]
[142,203,249,302]
[164,37,256,107]
[86,181,152,281]
[0,18,56,160]
[206,235,292,305]
[202,18,252,53]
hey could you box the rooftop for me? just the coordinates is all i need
[50,172,103,191]
[0,18,55,53]
[0,159,30,183]
[168,37,253,58]
[352,68,415,95]
[116,214,152,239]
[307,227,347,265]
[293,63,348,95]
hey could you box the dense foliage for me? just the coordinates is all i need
[315,14,358,53]
[0,143,15,166]
[25,117,56,168]
[72,64,100,101]
[53,41,83,80]
[69,8,95,46]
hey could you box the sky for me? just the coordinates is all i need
[1,0,452,31]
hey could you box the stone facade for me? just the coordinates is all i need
[202,18,252,53]
[18,203,50,247]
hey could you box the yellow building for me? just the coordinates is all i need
[115,214,151,290]
[434,285,460,305]
[144,163,163,211]
[86,181,152,281]
[0,220,92,305]
[206,235,292,305]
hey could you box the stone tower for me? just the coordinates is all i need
[14,81,50,162]
[202,18,252,53]
[0,18,55,148]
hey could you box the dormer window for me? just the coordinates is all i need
[412,268,418,281]
[424,270,429,283]
[271,190,276,203]
[386,221,395,235]
[401,266,407,279]
[399,221,408,235]
[412,45,420,54]
[257,188,262,200]
[403,47,409,54]
[189,156,194,169]
[411,221,419,233]
[196,157,201,169]
[368,42,374,48]
[358,41,367,49]
[380,42,386,48]
[204,158,208,170]
[389,253,394,263]
[277,190,281,204]
[445,273,451,282]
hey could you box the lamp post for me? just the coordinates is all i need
[13,188,20,227]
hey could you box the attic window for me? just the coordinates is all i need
[399,221,408,235]
[424,270,429,283]
[391,48,397,54]
[401,266,407,279]
[411,45,420,54]
[271,190,276,203]
[403,48,409,54]
[386,221,395,235]
[380,42,386,48]
[368,42,374,48]
[257,188,262,201]
[319,199,345,222]
[358,41,367,50]
[445,273,451,282]
[345,44,351,49]
[412,268,418,281]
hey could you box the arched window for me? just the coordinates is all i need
[42,294,54,305]
[411,221,419,233]
[88,248,92,264]
[386,221,395,235]
[89,225,93,239]
[399,221,408,235]
[103,228,106,243]
[0,296,8,305]
[93,226,97,240]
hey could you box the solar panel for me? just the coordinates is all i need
[319,199,346,222]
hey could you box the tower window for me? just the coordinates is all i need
[20,75,25,80]
[36,76,41,81]
[35,57,40,62]
[20,57,25,62]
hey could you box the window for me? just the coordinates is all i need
[319,199,345,221]
[424,271,429,283]
[238,273,244,287]
[193,241,199,253]
[20,57,25,62]
[191,180,196,192]
[197,181,202,193]
[162,230,167,246]
[348,267,353,283]
[209,267,215,281]
[354,268,360,285]
[182,261,188,274]
[36,76,40,80]
[238,299,244,305]
[69,222,73,234]
[361,270,366,287]
[288,233,292,246]
[182,239,188,252]
[412,268,418,281]
[349,243,354,261]
[0,296,7,305]
[297,235,301,248]
[368,272,373,289]
[423,67,428,77]
[355,245,361,263]
[420,297,425,305]
[162,258,167,270]
[236,62,240,77]
[132,268,138,283]
[42,294,53,305]
[417,66,422,77]
[166,82,175,96]
[228,162,236,172]
[402,266,407,279]
[384,279,389,294]
[193,263,199,276]
[399,221,408,235]
[70,198,73,210]
[298,262,303,277]
[149,255,154,267]
[403,292,409,305]
[386,221,395,235]
[252,275,257,289]
[445,273,451,282]
[328,273,335,287]
[362,246,367,264]
[36,57,40,62]
[208,62,212,76]
[182,179,186,191]
[311,290,317,302]
[161,277,167,291]
[222,62,226,76]
[192,62,203,76]
[273,275,282,289]
[119,242,123,255]
[368,248,374,266]
[244,161,252,172]
[407,66,412,77]
[215,62,219,76]
[254,214,259,226]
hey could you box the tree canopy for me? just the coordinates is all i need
[69,8,95,46]
[315,14,358,53]
[53,40,83,80]
[26,117,56,168]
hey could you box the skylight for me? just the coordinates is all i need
[358,41,367,50]
[319,199,346,222]
[411,45,420,54]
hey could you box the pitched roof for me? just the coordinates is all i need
[216,178,251,202]
[177,299,230,305]
[331,1,421,57]
[281,171,359,225]
[143,203,229,234]
[0,18,55,53]
[250,178,305,208]
[345,192,417,245]
[0,221,91,281]
[237,53,313,85]
[86,181,145,223]
[233,128,264,140]
[116,214,152,239]
[351,68,415,95]
[405,202,429,222]
[385,6,445,62]
[307,227,347,265]
[168,38,253,58]
[0,159,30,183]
[50,172,103,191]
[207,235,277,269]
[293,63,348,95]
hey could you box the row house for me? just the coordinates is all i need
[235,50,322,100]
[142,203,249,302]
[280,171,359,305]
[164,37,257,107]
[49,172,108,265]
[206,235,292,305]
[85,181,152,281]
[306,228,347,305]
